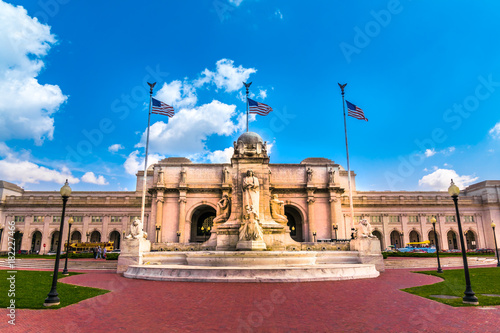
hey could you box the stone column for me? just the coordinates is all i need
[382,214,391,248]
[329,188,344,239]
[178,191,187,243]
[436,214,446,250]
[21,215,31,251]
[102,215,109,242]
[1,215,12,251]
[156,191,164,242]
[307,192,316,242]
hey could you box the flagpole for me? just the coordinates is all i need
[141,82,156,227]
[338,83,355,238]
[243,81,252,132]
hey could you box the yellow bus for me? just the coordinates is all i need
[65,242,114,253]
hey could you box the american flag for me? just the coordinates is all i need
[248,98,273,116]
[346,101,368,121]
[152,98,174,117]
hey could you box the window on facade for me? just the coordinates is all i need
[370,216,381,223]
[14,216,25,223]
[389,215,400,223]
[426,215,437,223]
[408,215,419,223]
[91,216,102,223]
[53,216,61,223]
[353,216,361,223]
[445,216,456,223]
[463,215,475,223]
[111,216,121,223]
[130,216,140,222]
[33,216,44,223]
[72,216,83,223]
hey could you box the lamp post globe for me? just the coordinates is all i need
[62,217,74,275]
[492,222,500,267]
[431,217,443,273]
[449,179,479,305]
[44,180,71,306]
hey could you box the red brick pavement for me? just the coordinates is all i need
[1,267,499,333]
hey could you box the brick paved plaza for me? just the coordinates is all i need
[1,260,499,333]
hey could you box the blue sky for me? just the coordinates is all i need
[1,0,499,192]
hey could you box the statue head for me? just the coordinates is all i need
[272,194,278,200]
[246,170,254,177]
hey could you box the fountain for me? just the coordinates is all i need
[118,132,383,282]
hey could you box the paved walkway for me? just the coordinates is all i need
[2,261,499,332]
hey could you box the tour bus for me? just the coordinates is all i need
[398,240,436,253]
[65,241,114,253]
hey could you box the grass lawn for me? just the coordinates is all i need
[1,270,109,309]
[403,267,500,307]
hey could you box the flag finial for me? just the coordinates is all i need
[147,82,156,94]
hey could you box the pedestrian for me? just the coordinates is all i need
[92,246,97,259]
[97,246,102,259]
[103,246,107,259]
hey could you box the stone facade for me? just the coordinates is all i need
[1,138,499,253]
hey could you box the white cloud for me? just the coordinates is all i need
[418,168,478,191]
[275,9,283,20]
[155,80,197,109]
[108,144,124,153]
[228,0,244,6]
[424,149,436,157]
[124,150,164,176]
[489,122,500,139]
[137,100,246,156]
[206,147,234,163]
[0,144,78,186]
[423,146,455,158]
[194,59,256,93]
[81,172,108,185]
[259,89,267,99]
[0,2,67,145]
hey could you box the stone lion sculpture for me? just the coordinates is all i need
[125,219,148,239]
[357,219,375,238]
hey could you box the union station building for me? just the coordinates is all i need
[1,132,499,254]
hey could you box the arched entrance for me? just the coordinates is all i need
[465,231,476,250]
[50,231,60,252]
[14,231,23,253]
[428,230,440,248]
[90,230,101,243]
[390,230,402,248]
[284,205,303,242]
[190,205,216,242]
[447,230,458,250]
[71,231,82,243]
[409,230,420,243]
[31,231,42,253]
[372,230,384,250]
[109,230,121,249]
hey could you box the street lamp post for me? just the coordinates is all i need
[62,217,74,275]
[86,232,90,243]
[155,225,161,243]
[332,225,338,240]
[176,231,181,243]
[400,232,404,248]
[431,217,443,273]
[44,180,71,307]
[449,179,479,305]
[492,222,500,267]
[312,231,317,242]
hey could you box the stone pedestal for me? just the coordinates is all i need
[117,238,151,273]
[350,237,385,272]
[236,240,267,251]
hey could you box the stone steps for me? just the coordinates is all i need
[124,263,379,282]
